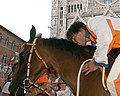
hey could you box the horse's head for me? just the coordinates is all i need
[9,26,47,96]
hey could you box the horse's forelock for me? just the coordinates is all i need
[19,49,30,65]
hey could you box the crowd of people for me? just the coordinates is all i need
[0,67,74,96]
[0,70,10,96]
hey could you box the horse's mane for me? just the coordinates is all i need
[41,38,95,59]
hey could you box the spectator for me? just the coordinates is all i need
[47,68,74,96]
[1,73,11,96]
[0,71,4,96]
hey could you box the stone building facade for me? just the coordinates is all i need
[50,0,120,38]
[0,25,25,71]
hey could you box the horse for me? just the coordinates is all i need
[9,26,120,96]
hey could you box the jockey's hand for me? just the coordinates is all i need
[82,60,99,75]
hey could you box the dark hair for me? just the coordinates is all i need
[66,21,86,41]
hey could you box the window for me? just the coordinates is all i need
[60,7,63,26]
[60,7,63,10]
[4,37,9,48]
[2,55,7,64]
[11,40,15,50]
[17,44,21,53]
[60,20,63,26]
[68,5,70,13]
[74,5,77,12]
[77,4,79,9]
[80,4,82,10]
[71,5,73,12]
[60,7,63,18]
[0,33,2,45]
[97,0,116,4]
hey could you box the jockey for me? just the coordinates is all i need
[66,15,120,96]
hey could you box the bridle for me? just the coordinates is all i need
[22,37,50,95]
[15,37,67,96]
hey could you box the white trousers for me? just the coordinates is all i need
[107,54,120,96]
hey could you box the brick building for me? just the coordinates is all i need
[0,25,25,71]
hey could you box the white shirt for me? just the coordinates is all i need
[2,82,11,94]
[87,16,120,66]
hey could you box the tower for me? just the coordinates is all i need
[50,0,68,38]
[50,0,120,38]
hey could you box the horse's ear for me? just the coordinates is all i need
[36,33,42,38]
[30,25,36,40]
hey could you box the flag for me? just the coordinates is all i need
[8,56,15,66]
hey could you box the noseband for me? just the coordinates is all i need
[23,38,50,95]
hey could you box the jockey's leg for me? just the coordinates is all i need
[107,54,120,96]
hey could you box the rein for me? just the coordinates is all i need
[23,38,50,95]
[77,59,107,96]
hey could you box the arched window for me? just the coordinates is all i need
[80,4,82,10]
[68,5,70,13]
[98,0,114,4]
[4,37,9,48]
[71,5,73,12]
[2,55,7,64]
[11,40,15,50]
[60,7,63,26]
[74,4,77,12]
[77,4,79,10]
[0,33,2,45]
[60,7,63,18]
[17,44,21,53]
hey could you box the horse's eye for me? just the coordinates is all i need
[19,52,24,57]
[20,50,30,59]
[19,51,26,58]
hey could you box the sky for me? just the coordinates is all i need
[0,0,52,41]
